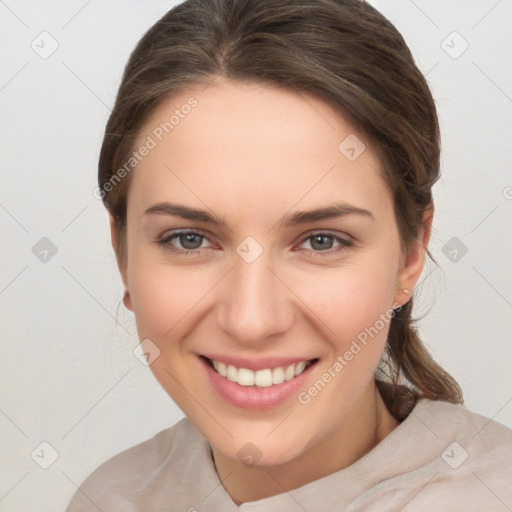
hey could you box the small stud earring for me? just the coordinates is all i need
[401,288,410,295]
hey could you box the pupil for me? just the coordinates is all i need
[312,235,332,251]
[182,234,202,249]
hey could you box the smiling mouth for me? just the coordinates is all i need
[201,356,319,388]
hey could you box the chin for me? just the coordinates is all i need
[204,413,326,468]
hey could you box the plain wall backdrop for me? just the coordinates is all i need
[1,0,511,510]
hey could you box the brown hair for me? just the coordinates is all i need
[98,0,463,410]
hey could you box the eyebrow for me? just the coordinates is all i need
[143,201,374,228]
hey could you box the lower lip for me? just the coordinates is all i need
[199,356,317,410]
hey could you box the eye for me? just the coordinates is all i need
[156,229,353,257]
[296,232,353,256]
[156,230,212,255]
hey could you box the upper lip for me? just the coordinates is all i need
[200,353,317,371]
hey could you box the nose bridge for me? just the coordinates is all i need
[217,244,293,345]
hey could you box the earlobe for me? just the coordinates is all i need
[394,206,434,306]
[109,214,131,309]
[123,289,133,311]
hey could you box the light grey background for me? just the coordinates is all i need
[0,1,511,510]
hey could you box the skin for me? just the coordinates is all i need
[109,77,432,504]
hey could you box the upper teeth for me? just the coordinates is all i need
[211,359,309,387]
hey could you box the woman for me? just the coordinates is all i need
[67,0,512,510]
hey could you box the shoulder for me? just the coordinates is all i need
[396,398,512,510]
[65,417,205,511]
[407,398,512,471]
[415,398,512,452]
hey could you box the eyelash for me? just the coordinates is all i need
[156,229,353,257]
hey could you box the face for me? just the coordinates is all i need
[115,78,424,467]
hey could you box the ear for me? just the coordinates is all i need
[109,213,133,311]
[394,205,434,306]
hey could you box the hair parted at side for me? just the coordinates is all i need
[98,0,463,411]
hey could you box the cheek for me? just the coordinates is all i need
[297,256,399,345]
[129,264,207,340]
[308,264,396,326]
[126,235,212,340]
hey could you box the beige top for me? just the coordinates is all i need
[66,398,512,511]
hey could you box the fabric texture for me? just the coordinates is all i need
[66,394,512,511]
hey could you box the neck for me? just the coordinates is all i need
[211,378,399,505]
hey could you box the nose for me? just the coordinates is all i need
[216,248,295,347]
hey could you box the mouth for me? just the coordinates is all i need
[200,355,319,388]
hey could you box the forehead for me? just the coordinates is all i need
[128,79,392,222]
